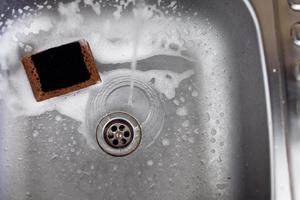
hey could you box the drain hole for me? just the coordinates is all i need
[112,139,119,145]
[124,131,130,137]
[104,119,134,149]
[98,112,142,156]
[108,133,114,139]
[111,126,117,132]
[119,125,125,131]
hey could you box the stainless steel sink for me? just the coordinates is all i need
[0,0,292,200]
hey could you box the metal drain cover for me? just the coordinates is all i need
[96,112,142,156]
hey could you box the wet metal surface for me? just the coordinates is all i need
[0,0,273,200]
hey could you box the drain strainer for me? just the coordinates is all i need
[96,112,142,156]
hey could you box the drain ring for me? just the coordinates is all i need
[86,72,165,150]
[103,119,134,148]
[96,112,142,157]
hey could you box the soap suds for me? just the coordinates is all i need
[22,17,53,35]
[1,65,193,123]
[101,69,194,100]
[84,0,101,15]
[176,106,188,116]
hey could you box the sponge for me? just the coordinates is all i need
[22,40,101,101]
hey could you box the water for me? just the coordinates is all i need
[128,1,145,106]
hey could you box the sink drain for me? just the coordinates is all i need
[96,112,142,156]
[103,119,134,148]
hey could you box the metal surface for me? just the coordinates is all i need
[96,112,141,156]
[271,0,300,199]
[291,23,300,46]
[0,0,292,199]
[246,1,292,200]
[103,120,134,148]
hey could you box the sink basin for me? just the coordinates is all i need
[0,0,274,199]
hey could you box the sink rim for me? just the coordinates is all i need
[244,0,292,199]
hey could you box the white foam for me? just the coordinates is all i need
[0,33,19,71]
[84,0,101,15]
[1,66,193,123]
[22,17,53,35]
[176,106,188,116]
[101,68,194,100]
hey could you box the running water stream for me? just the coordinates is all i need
[128,1,145,106]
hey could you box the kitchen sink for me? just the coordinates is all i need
[0,0,292,200]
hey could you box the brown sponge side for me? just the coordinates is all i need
[22,39,101,102]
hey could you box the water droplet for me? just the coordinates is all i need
[181,135,188,141]
[55,115,62,121]
[188,137,194,144]
[216,183,227,190]
[147,160,154,166]
[24,44,33,52]
[162,138,170,146]
[176,106,188,116]
[205,112,210,122]
[182,120,189,127]
[50,154,58,160]
[210,138,216,143]
[33,130,39,137]
[180,96,185,102]
[191,91,198,97]
[173,99,180,106]
[169,43,179,51]
[48,137,53,143]
[211,128,217,135]
[193,128,199,134]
